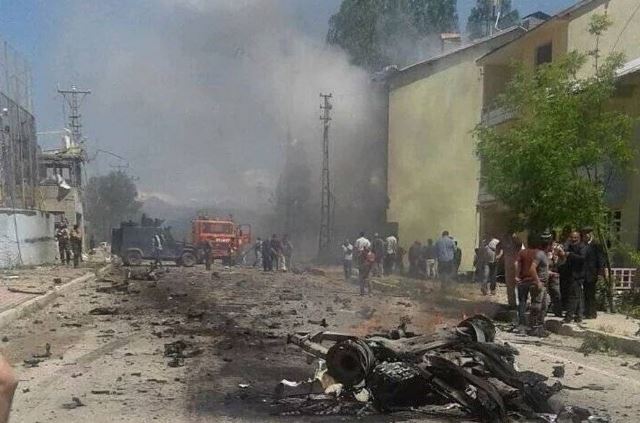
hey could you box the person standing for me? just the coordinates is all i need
[55,223,71,265]
[342,239,354,281]
[476,240,490,295]
[453,241,462,281]
[546,235,564,317]
[69,224,83,268]
[485,237,500,294]
[515,233,550,337]
[282,234,293,272]
[424,239,437,279]
[358,246,375,296]
[371,233,384,276]
[354,232,371,268]
[435,231,456,283]
[261,237,272,271]
[270,234,282,271]
[581,227,604,319]
[395,243,406,275]
[383,233,397,275]
[558,231,587,323]
[152,231,163,267]
[253,237,263,267]
[408,240,422,278]
[503,233,524,307]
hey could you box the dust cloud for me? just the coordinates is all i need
[45,0,387,251]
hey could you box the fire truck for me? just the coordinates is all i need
[191,216,251,265]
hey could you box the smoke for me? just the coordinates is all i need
[44,0,379,207]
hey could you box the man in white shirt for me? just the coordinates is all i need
[342,239,354,280]
[354,232,371,268]
[384,234,398,275]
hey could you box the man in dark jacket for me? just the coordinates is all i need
[581,227,605,319]
[261,237,272,271]
[559,231,587,323]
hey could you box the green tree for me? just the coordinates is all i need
[474,15,635,310]
[85,171,143,241]
[327,0,458,71]
[466,0,519,40]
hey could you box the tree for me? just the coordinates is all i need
[474,15,634,309]
[85,171,143,241]
[327,0,458,71]
[466,0,519,40]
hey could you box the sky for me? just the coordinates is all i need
[0,0,577,205]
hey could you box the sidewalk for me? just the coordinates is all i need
[0,264,104,314]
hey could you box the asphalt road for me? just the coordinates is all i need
[2,265,639,422]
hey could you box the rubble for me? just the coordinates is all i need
[89,307,119,315]
[281,315,569,422]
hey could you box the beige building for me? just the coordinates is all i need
[386,28,524,271]
[477,0,640,254]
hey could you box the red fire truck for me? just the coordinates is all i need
[191,216,251,265]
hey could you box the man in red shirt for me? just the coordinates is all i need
[515,233,550,336]
[359,246,376,296]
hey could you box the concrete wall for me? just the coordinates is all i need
[388,53,483,271]
[38,186,83,225]
[567,0,640,78]
[0,209,57,268]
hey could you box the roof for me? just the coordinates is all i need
[522,11,552,21]
[617,56,640,78]
[396,26,524,75]
[477,0,606,65]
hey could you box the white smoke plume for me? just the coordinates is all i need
[45,0,382,217]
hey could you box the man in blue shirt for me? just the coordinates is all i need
[435,231,456,282]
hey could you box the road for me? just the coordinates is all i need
[3,265,640,422]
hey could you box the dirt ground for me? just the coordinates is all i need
[2,265,640,422]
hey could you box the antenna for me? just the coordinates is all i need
[57,85,91,145]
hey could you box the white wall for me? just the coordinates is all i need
[0,209,57,268]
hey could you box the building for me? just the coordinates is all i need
[38,132,86,229]
[0,37,57,267]
[386,27,525,271]
[476,0,640,254]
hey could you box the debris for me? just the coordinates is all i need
[62,397,85,410]
[307,319,328,328]
[89,307,119,315]
[553,365,565,378]
[22,388,30,393]
[23,358,42,368]
[96,281,129,293]
[630,362,640,371]
[8,287,47,295]
[91,390,113,395]
[578,333,613,356]
[53,277,63,284]
[186,309,204,319]
[282,315,563,421]
[1,336,8,342]
[211,272,221,279]
[239,383,250,389]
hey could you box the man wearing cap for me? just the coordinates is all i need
[581,227,605,319]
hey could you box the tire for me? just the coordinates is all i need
[181,251,196,267]
[125,250,143,266]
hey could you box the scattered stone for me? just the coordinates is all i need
[91,390,112,395]
[89,307,119,315]
[53,278,63,285]
[146,378,167,384]
[22,388,30,393]
[1,336,8,343]
[62,397,85,410]
[71,373,83,378]
[630,362,640,371]
[552,365,565,378]
[131,372,142,377]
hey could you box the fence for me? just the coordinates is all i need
[611,268,636,293]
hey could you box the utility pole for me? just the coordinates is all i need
[318,93,333,260]
[58,85,91,145]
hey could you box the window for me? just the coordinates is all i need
[202,222,234,234]
[535,42,553,66]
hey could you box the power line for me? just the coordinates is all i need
[318,93,333,260]
[57,85,91,145]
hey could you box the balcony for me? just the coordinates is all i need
[481,105,516,127]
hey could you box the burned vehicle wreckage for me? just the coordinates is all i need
[277,315,595,422]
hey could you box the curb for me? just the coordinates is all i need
[0,263,113,329]
[545,319,640,357]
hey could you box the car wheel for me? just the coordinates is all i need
[181,251,196,267]
[125,250,143,266]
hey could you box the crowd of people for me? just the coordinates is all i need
[54,219,83,267]
[253,234,294,272]
[475,227,605,337]
[340,230,463,296]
